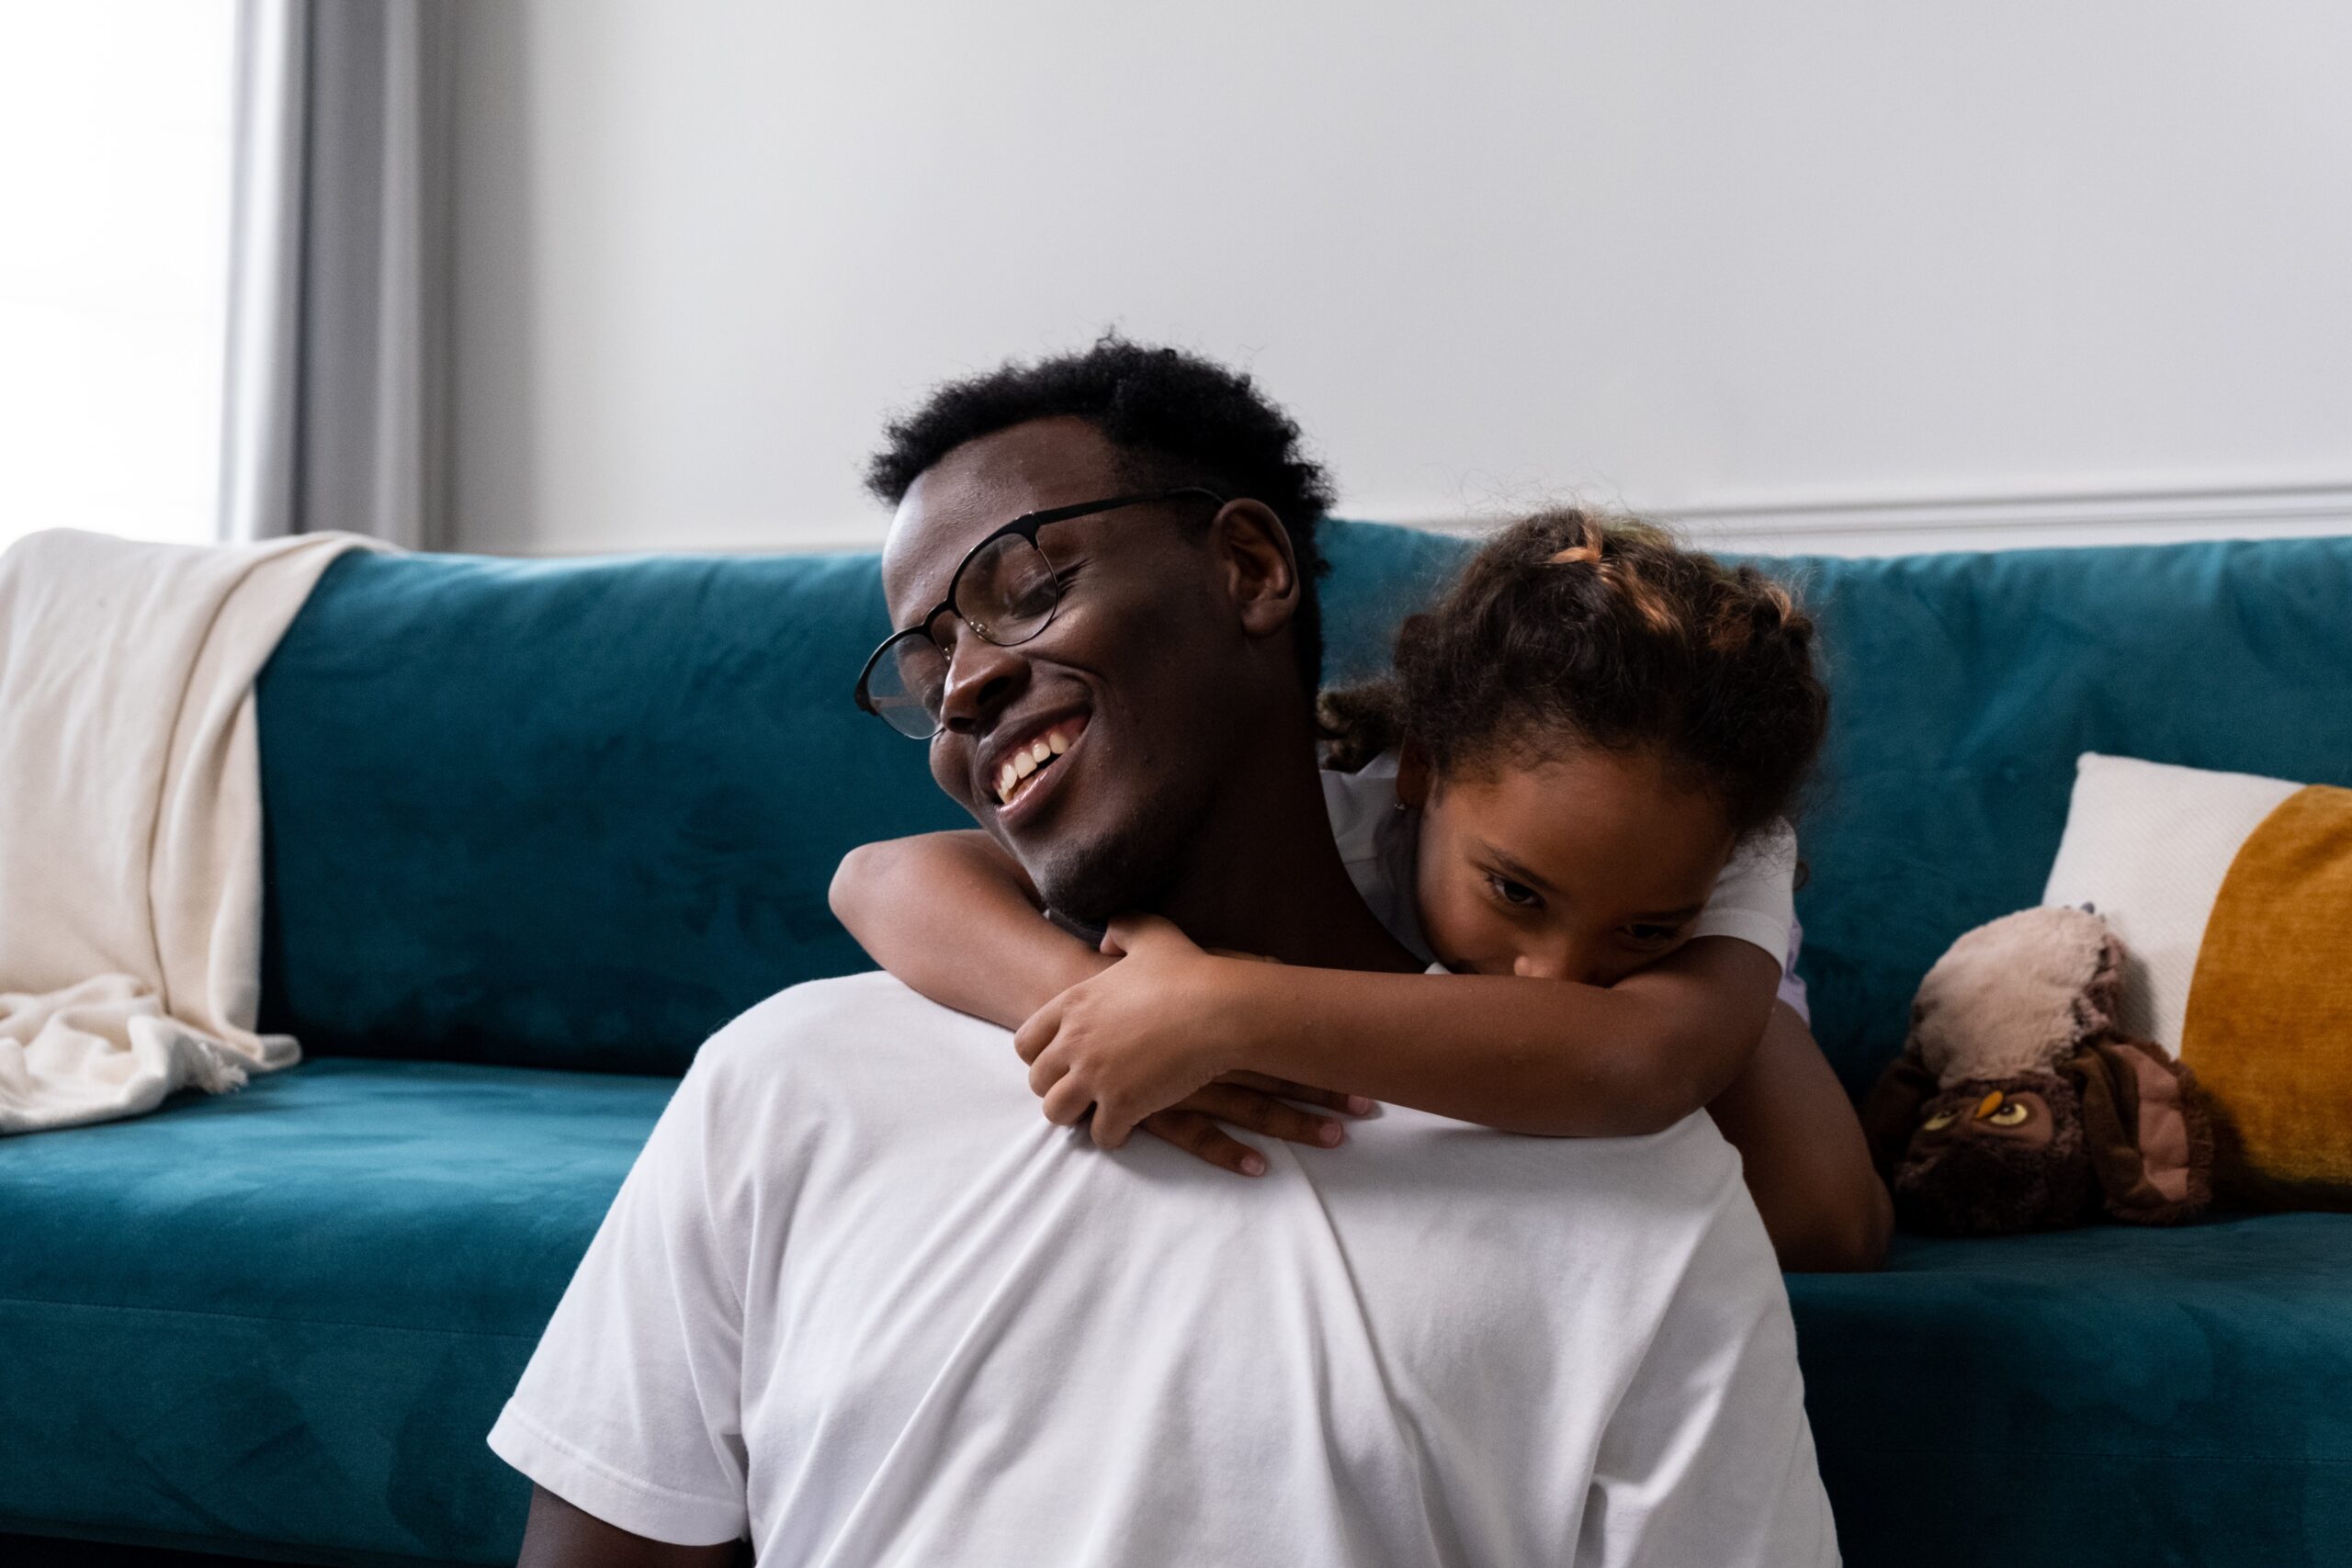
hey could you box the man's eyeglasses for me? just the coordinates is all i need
[854,487,1227,739]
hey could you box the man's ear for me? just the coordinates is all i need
[1395,743,1434,809]
[1211,501,1300,638]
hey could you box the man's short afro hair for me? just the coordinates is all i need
[866,333,1338,697]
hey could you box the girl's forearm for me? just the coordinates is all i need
[1227,939,1780,1136]
[830,834,1111,1030]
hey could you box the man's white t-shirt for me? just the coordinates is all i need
[491,973,1838,1565]
[1322,752,1811,1019]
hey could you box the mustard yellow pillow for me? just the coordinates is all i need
[2043,753,2352,1203]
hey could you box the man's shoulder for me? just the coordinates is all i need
[662,973,1029,1197]
[721,969,972,1032]
[1588,1112,1758,1242]
[687,971,1011,1100]
[1393,1106,1752,1244]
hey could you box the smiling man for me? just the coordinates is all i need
[490,339,1838,1567]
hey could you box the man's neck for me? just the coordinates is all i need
[1150,723,1421,975]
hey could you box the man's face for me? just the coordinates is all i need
[878,417,1272,921]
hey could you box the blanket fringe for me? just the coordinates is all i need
[188,1042,253,1096]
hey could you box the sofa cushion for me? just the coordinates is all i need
[1792,1213,2352,1568]
[254,547,967,1077]
[1777,537,2352,1091]
[255,531,2352,1088]
[0,1058,673,1567]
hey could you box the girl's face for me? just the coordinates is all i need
[1402,744,1738,986]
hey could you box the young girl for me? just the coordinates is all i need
[833,510,1891,1271]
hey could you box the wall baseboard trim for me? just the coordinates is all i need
[1410,479,2352,558]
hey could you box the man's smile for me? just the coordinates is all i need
[979,710,1091,824]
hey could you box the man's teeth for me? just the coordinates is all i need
[994,724,1082,805]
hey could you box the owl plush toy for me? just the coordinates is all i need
[1861,905,2214,1235]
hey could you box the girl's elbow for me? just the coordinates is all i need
[1623,1087,1702,1138]
[1772,1180,1894,1273]
[1623,1047,1722,1136]
[828,842,889,926]
[1540,1077,1699,1139]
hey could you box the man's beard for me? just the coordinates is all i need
[1030,782,1216,928]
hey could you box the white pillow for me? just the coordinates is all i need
[2041,752,2300,1054]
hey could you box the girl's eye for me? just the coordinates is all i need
[1621,923,1682,948]
[1486,874,1542,909]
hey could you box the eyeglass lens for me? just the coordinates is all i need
[866,532,1062,737]
[959,531,1060,641]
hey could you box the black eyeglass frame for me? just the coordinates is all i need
[853,486,1228,738]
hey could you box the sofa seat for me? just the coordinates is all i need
[1792,1213,2352,1567]
[0,1058,675,1568]
[8,1048,2347,1567]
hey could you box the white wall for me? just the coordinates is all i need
[450,2,2352,558]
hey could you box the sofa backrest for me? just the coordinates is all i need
[255,525,2352,1087]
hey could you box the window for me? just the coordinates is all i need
[0,2,238,551]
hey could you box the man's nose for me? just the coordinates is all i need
[935,623,1029,734]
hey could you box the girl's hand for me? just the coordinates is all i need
[1134,1074,1369,1177]
[1014,915,1365,1158]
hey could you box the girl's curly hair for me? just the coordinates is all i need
[1318,509,1827,839]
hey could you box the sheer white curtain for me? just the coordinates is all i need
[220,0,455,548]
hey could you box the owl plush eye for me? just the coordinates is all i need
[1984,1100,2031,1127]
[1921,1108,1960,1131]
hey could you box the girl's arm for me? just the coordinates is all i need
[830,830,1109,1030]
[1704,1001,1894,1271]
[1019,919,1891,1269]
[1238,947,1893,1269]
[829,833,1363,1175]
[1250,935,1781,1137]
[1020,916,1781,1141]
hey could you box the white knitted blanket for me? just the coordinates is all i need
[0,528,383,1133]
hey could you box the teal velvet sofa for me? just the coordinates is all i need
[3,523,2347,1567]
